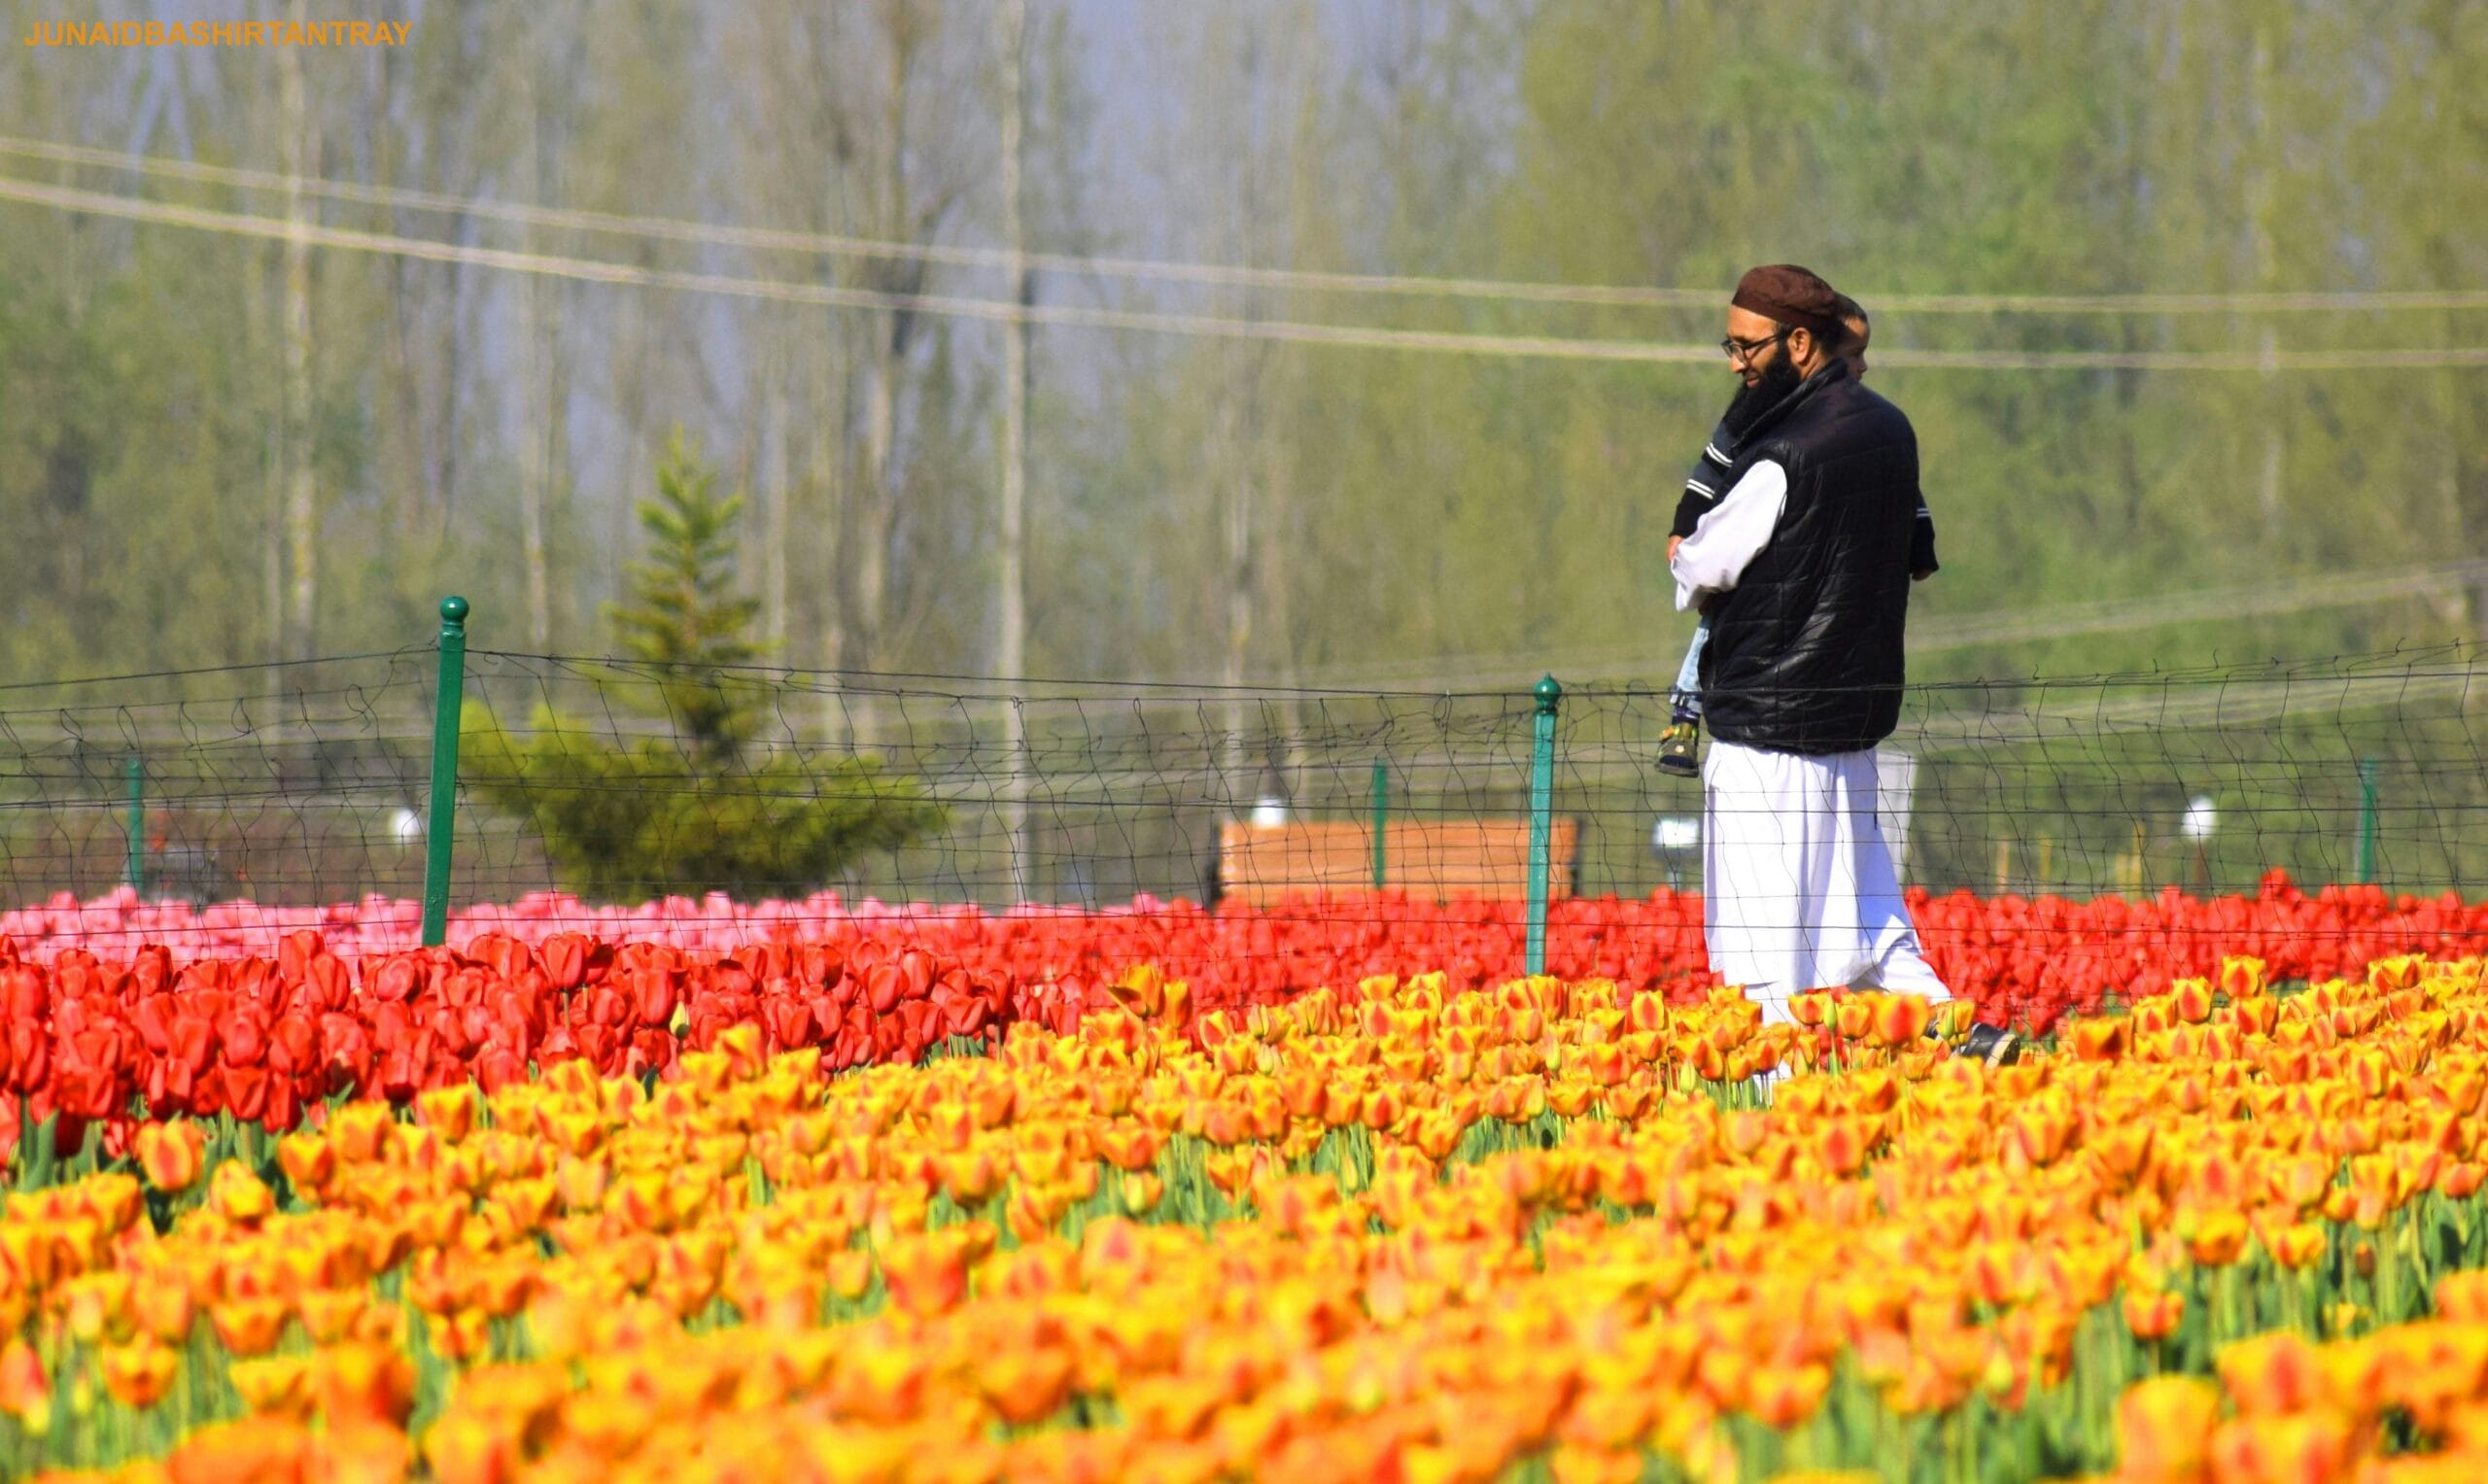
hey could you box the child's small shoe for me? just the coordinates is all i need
[1957,1022,2022,1067]
[1923,1019,2022,1067]
[1659,722,1701,777]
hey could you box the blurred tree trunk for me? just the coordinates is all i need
[998,0,1033,900]
[760,321,792,652]
[2247,13,2285,547]
[254,247,283,669]
[514,0,580,651]
[838,0,976,748]
[757,7,856,741]
[516,18,553,650]
[368,38,438,553]
[278,0,318,662]
[853,3,929,680]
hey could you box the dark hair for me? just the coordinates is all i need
[1831,293,1871,356]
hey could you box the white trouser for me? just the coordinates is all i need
[1701,739,1952,1027]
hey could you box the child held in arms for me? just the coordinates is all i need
[1659,296,1940,777]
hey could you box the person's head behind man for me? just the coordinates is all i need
[1721,262,1847,431]
[1834,293,1871,377]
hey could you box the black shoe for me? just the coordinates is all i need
[1659,723,1700,777]
[1956,1022,2022,1067]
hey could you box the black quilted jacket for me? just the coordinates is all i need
[1697,362,1920,754]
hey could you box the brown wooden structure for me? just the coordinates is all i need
[1216,818,1577,908]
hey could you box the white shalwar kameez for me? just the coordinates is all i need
[1669,457,1952,1028]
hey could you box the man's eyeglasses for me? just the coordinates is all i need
[1720,328,1791,363]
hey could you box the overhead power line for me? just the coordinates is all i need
[0,173,1688,362]
[6,133,2488,317]
[1264,560,2488,691]
[1912,558,2488,651]
[10,172,2488,375]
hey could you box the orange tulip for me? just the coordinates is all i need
[1121,1373,1228,1442]
[2125,1287,2187,1342]
[2205,1410,2355,1484]
[2090,1122,2156,1185]
[2185,1210,2252,1267]
[2218,956,2268,1000]
[1121,1171,1164,1216]
[1547,1444,1648,1484]
[101,1338,181,1409]
[879,1231,971,1318]
[828,1345,928,1426]
[230,1354,313,1418]
[315,1342,420,1428]
[210,1295,291,1357]
[2070,1018,2131,1062]
[64,1269,133,1344]
[0,1336,51,1429]
[134,1119,207,1193]
[163,1418,312,1484]
[1788,991,1834,1028]
[558,1386,655,1460]
[2263,1222,2330,1271]
[423,1412,522,1484]
[298,1289,369,1346]
[2116,1375,2223,1484]
[1834,999,1872,1042]
[81,1171,147,1237]
[429,1307,495,1365]
[2265,1154,2335,1214]
[128,1272,195,1347]
[1559,1385,1655,1451]
[1864,992,1932,1047]
[2217,1330,2332,1417]
[311,1420,416,1483]
[415,1086,478,1143]
[1745,1361,1831,1429]
[205,1159,277,1226]
[1814,1119,1873,1178]
[2439,1272,2488,1324]
[1105,962,1167,1018]
[939,1149,1004,1205]
[976,1345,1075,1426]
[2368,955,2424,992]
[1092,1124,1162,1172]
[2228,995,2280,1037]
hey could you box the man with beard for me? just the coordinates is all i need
[1659,294,1937,777]
[1668,264,2017,1067]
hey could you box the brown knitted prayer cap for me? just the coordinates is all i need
[1731,264,1846,341]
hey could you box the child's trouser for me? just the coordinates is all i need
[1672,619,1710,719]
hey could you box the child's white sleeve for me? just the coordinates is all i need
[1670,460,1787,611]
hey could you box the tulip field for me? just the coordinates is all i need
[4,883,2488,1481]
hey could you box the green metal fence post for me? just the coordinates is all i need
[1526,674,1562,977]
[421,596,470,948]
[122,755,144,897]
[1370,759,1389,890]
[2356,756,2380,885]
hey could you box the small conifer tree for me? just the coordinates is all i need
[463,430,945,900]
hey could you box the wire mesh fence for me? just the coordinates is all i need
[0,651,443,907]
[3,640,2484,920]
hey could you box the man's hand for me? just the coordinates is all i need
[1668,535,1684,565]
[1911,569,1934,582]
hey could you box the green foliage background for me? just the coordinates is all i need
[3,2,2481,693]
